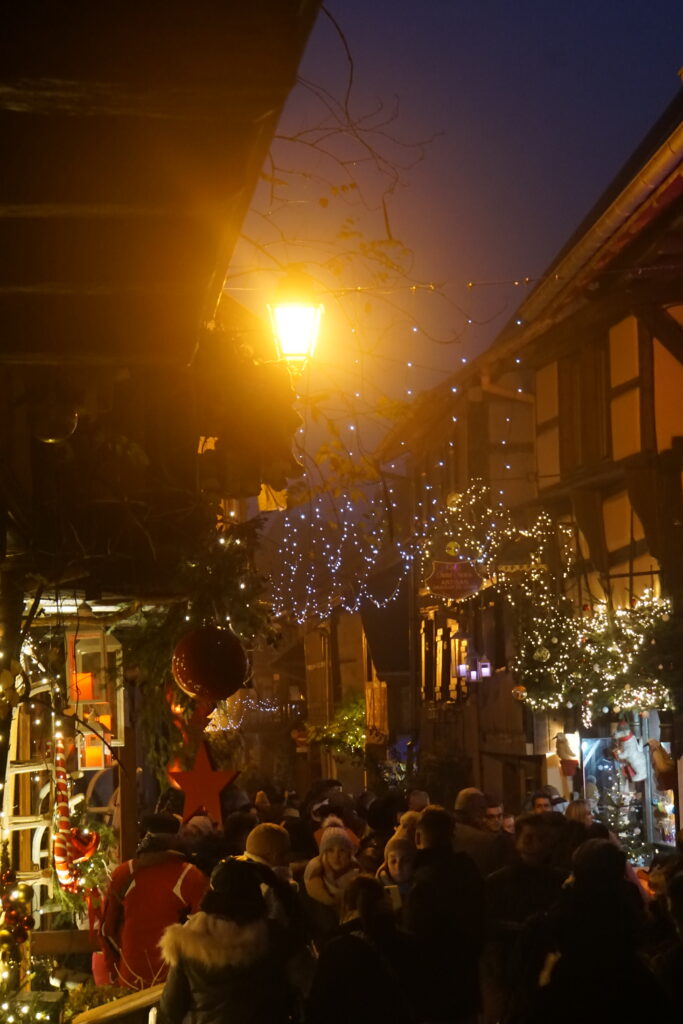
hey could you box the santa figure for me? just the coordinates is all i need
[612,722,647,782]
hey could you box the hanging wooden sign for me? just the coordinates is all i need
[424,560,482,599]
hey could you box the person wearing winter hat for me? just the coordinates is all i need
[377,835,417,898]
[158,858,299,1024]
[181,815,216,839]
[179,815,225,877]
[313,813,360,852]
[243,822,291,876]
[304,826,359,909]
[394,810,420,844]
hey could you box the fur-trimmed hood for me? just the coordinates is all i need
[160,912,269,971]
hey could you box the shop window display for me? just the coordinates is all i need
[582,712,676,862]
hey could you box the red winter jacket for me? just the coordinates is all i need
[101,849,207,989]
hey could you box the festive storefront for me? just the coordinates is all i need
[581,712,676,857]
[517,582,679,859]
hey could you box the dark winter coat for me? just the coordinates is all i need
[486,860,567,931]
[234,855,312,951]
[507,879,673,1023]
[482,859,567,1022]
[306,917,418,1024]
[158,912,296,1024]
[404,846,484,1021]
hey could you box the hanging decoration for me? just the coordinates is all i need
[168,741,239,823]
[171,625,249,705]
[205,691,280,732]
[424,560,481,600]
[52,733,99,895]
[269,487,411,623]
[268,479,522,623]
[512,590,674,723]
[269,470,675,724]
[116,519,276,784]
[0,843,34,964]
[419,483,516,585]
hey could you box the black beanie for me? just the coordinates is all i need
[203,858,266,925]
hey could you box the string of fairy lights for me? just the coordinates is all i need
[268,472,674,722]
[512,589,674,726]
[225,256,683,303]
[206,692,281,732]
[267,439,528,625]
[269,488,414,622]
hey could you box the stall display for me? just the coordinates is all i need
[582,716,676,860]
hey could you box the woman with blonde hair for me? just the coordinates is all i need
[565,799,593,827]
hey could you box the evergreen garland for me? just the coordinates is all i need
[306,693,371,764]
[513,590,674,723]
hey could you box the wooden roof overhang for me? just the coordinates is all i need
[0,1,320,366]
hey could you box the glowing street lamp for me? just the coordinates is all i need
[268,267,323,369]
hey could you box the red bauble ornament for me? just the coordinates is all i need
[172,626,248,704]
[71,828,100,864]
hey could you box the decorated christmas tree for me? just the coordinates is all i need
[597,760,650,864]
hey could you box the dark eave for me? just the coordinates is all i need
[0,1,321,365]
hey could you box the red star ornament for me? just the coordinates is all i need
[169,742,239,824]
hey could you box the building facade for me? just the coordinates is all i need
[375,89,683,846]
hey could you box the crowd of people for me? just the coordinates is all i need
[98,780,683,1022]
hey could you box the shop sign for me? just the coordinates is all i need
[424,560,481,599]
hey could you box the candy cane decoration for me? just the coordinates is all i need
[53,733,79,893]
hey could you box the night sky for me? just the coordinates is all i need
[248,1,683,614]
[292,1,683,372]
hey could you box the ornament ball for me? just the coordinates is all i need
[172,625,249,705]
[14,883,32,904]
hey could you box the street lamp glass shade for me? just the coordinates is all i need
[268,302,323,365]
